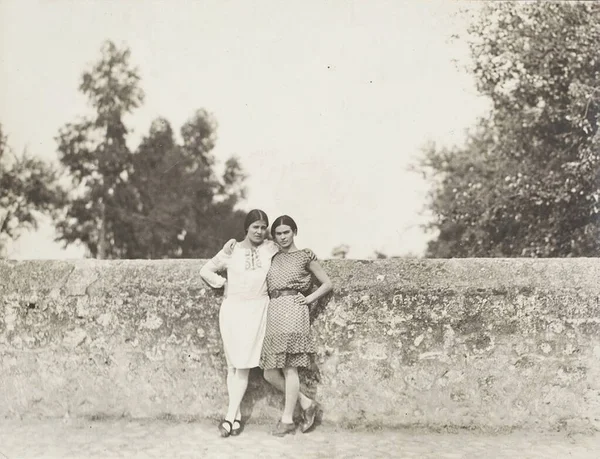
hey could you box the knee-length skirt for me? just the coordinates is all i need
[219,296,269,369]
[259,295,316,369]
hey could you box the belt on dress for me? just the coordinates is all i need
[269,289,299,299]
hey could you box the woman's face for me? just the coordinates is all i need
[247,220,268,245]
[273,224,295,249]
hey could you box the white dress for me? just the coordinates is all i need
[200,240,278,369]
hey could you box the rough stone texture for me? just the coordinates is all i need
[1,258,599,431]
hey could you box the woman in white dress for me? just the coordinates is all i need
[200,209,278,437]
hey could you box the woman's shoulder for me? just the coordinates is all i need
[301,248,317,261]
[261,240,279,255]
[221,239,238,256]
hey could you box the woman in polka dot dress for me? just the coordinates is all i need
[260,215,333,436]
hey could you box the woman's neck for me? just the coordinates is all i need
[241,237,262,249]
[279,243,298,253]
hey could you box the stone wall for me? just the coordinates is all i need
[1,258,599,431]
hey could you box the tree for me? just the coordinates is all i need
[121,113,246,259]
[0,123,64,255]
[56,40,144,258]
[420,2,600,258]
[56,41,247,259]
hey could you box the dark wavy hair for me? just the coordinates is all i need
[244,209,269,233]
[271,215,298,238]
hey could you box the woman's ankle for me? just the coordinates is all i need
[299,394,313,411]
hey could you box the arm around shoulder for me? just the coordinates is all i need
[222,239,237,256]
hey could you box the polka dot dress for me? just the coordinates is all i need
[260,249,317,369]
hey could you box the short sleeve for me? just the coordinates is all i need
[303,248,317,267]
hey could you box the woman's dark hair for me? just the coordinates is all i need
[271,215,298,238]
[244,209,269,233]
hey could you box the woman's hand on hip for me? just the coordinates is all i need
[295,293,308,306]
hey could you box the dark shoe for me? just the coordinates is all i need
[218,420,233,438]
[300,401,320,433]
[271,421,296,437]
[231,418,243,436]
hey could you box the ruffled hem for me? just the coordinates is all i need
[260,352,312,369]
[261,332,316,355]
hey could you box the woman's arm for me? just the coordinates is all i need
[263,239,280,258]
[200,259,226,288]
[304,260,333,305]
[200,250,229,289]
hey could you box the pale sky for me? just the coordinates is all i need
[0,0,488,259]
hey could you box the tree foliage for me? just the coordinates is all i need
[421,2,600,257]
[0,123,64,255]
[56,41,144,258]
[122,114,246,259]
[56,41,246,259]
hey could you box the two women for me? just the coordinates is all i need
[200,210,332,437]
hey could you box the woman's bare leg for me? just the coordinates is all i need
[281,367,300,424]
[263,368,312,410]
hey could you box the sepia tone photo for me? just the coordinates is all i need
[0,0,599,457]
